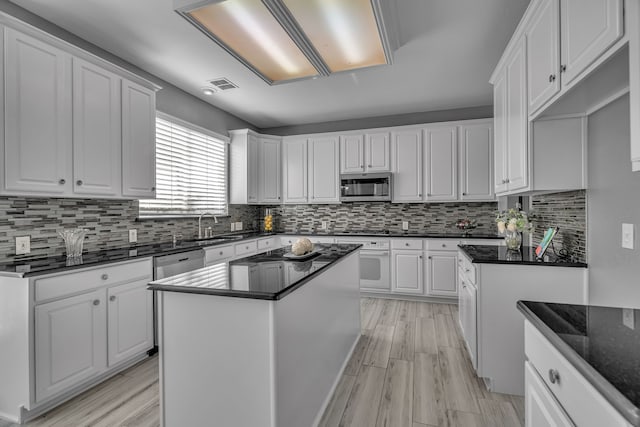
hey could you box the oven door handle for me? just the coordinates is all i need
[361,250,390,257]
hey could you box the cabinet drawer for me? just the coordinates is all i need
[280,236,296,246]
[425,239,460,251]
[235,240,258,256]
[391,239,423,250]
[525,321,629,427]
[205,244,235,263]
[35,258,152,302]
[458,255,477,285]
[257,237,277,251]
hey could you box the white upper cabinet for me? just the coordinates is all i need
[340,134,364,173]
[258,136,281,203]
[527,0,560,114]
[506,38,529,193]
[493,71,509,195]
[73,58,121,196]
[121,80,156,198]
[391,128,423,202]
[340,131,390,173]
[308,135,340,203]
[230,130,281,205]
[365,132,391,172]
[282,137,308,204]
[459,121,494,201]
[560,0,623,86]
[3,27,73,196]
[2,25,157,199]
[424,126,457,201]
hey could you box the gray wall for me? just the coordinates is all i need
[0,0,254,135]
[260,106,493,136]
[587,94,640,306]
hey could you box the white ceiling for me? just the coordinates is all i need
[9,0,530,129]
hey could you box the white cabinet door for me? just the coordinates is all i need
[122,80,156,198]
[73,58,121,196]
[426,251,458,297]
[505,38,529,192]
[391,250,423,294]
[247,134,260,203]
[424,126,457,201]
[107,279,153,367]
[560,0,623,86]
[282,137,307,203]
[493,71,509,195]
[259,136,281,203]
[308,136,340,203]
[4,28,72,195]
[365,132,390,172]
[340,134,364,173]
[527,0,560,114]
[459,122,494,201]
[35,289,107,402]
[392,129,423,202]
[525,362,574,427]
[460,278,477,369]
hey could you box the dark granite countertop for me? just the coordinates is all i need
[459,245,587,268]
[518,301,640,426]
[0,231,273,278]
[286,230,502,239]
[148,244,361,300]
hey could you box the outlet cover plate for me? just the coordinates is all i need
[16,236,30,255]
[622,223,634,249]
[235,221,243,231]
[128,229,137,243]
[402,221,409,230]
[321,221,328,230]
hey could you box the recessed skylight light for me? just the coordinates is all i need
[175,0,396,85]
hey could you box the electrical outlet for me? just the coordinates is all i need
[623,308,635,330]
[235,221,243,231]
[321,221,328,230]
[128,229,137,243]
[402,221,409,231]
[15,236,30,255]
[230,222,236,231]
[622,223,634,249]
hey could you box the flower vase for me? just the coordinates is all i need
[504,230,522,251]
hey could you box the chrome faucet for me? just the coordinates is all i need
[198,212,218,239]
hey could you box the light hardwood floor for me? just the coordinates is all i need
[6,298,523,427]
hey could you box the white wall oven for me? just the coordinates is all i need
[336,238,390,291]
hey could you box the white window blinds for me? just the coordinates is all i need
[139,115,228,217]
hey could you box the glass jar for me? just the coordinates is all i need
[264,209,273,232]
[504,230,522,251]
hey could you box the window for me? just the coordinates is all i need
[139,114,229,217]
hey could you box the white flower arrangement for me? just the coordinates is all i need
[495,209,533,234]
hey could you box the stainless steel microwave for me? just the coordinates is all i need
[340,173,392,202]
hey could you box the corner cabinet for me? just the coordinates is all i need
[1,25,158,200]
[230,130,282,204]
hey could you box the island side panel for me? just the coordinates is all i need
[477,264,587,395]
[274,251,361,427]
[158,291,276,427]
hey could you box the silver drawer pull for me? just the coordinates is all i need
[101,274,109,280]
[110,295,116,302]
[548,369,560,384]
[93,299,100,306]
[465,269,470,273]
[219,251,224,255]
[405,243,409,246]
[442,244,446,248]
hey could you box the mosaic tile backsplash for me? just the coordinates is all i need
[263,202,499,235]
[0,197,260,262]
[530,190,587,262]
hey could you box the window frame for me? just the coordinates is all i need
[138,112,231,219]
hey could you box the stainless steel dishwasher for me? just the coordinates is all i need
[151,249,206,351]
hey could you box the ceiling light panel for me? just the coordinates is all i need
[186,0,319,83]
[282,0,387,73]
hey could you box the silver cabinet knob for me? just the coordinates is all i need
[405,243,409,246]
[368,164,372,167]
[548,369,560,384]
[109,295,116,302]
[560,64,567,72]
[151,187,156,191]
[101,274,109,280]
[76,180,83,186]
[441,244,446,248]
[465,268,470,273]
[428,256,432,260]
[219,251,223,255]
[462,192,467,196]
[93,299,100,306]
[548,74,556,82]
[59,178,66,185]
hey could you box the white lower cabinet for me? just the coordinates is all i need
[458,264,477,369]
[35,289,107,402]
[426,251,458,297]
[525,362,574,427]
[391,250,423,294]
[107,279,153,367]
[33,259,153,405]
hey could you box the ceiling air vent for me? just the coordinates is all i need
[209,78,238,91]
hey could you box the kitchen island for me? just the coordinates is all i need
[148,244,361,427]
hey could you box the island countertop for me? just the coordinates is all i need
[459,245,588,268]
[518,300,640,426]
[148,243,361,300]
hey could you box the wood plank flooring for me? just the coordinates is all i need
[5,298,524,427]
